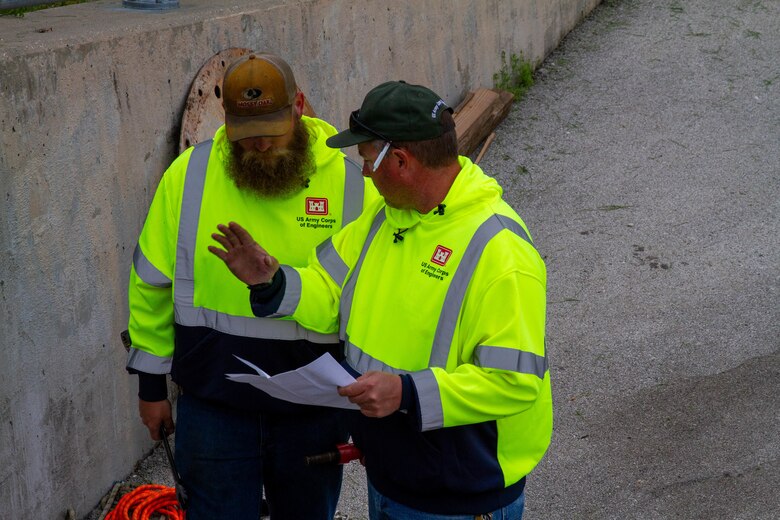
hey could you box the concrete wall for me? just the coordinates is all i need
[0,0,599,517]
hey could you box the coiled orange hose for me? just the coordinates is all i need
[104,484,184,520]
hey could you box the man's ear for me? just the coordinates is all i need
[293,91,305,118]
[397,148,423,178]
[391,147,409,170]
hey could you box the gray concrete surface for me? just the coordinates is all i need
[0,1,600,518]
[487,0,779,518]
[84,0,779,518]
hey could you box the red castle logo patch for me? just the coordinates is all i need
[306,197,328,215]
[431,245,453,266]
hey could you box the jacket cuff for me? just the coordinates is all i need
[138,372,168,401]
[249,268,285,316]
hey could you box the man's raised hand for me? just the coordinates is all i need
[209,222,280,286]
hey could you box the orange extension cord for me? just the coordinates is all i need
[104,484,185,520]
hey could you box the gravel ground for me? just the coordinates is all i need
[85,0,779,518]
[482,0,779,518]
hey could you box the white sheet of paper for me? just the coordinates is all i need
[226,353,359,410]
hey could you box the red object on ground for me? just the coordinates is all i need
[104,484,185,520]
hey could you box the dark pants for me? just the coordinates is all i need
[175,393,349,519]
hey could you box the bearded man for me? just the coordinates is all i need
[124,52,376,520]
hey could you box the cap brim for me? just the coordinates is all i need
[325,128,376,149]
[225,106,293,141]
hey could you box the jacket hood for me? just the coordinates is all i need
[385,156,504,231]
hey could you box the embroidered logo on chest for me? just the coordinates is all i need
[431,245,453,266]
[419,245,453,282]
[306,197,328,215]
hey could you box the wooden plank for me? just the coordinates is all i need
[453,90,475,114]
[453,88,514,157]
[453,89,499,156]
[474,132,496,164]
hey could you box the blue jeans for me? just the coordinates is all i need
[367,479,525,520]
[175,393,349,520]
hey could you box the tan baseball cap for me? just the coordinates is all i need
[222,53,298,141]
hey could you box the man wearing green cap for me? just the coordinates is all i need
[210,80,552,518]
[125,53,378,519]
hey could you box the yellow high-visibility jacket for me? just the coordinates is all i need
[256,157,552,513]
[126,117,377,411]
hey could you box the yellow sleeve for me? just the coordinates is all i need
[436,268,547,427]
[126,153,188,369]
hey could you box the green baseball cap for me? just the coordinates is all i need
[326,81,453,148]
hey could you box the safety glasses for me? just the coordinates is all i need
[369,142,392,173]
[350,110,393,173]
